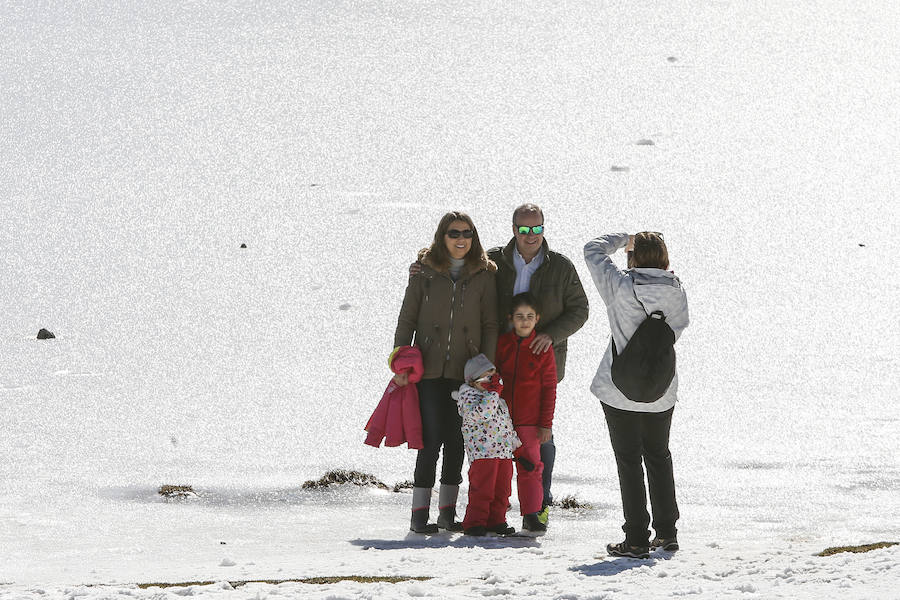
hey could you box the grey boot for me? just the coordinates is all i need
[410,487,438,534]
[436,484,463,532]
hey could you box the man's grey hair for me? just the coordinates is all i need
[512,203,543,227]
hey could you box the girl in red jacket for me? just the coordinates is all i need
[496,292,557,535]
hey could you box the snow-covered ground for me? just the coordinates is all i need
[2,1,899,598]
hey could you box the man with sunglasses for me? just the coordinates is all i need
[487,203,589,525]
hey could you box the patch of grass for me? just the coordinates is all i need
[392,480,414,492]
[558,494,592,510]
[817,541,898,557]
[301,469,389,490]
[158,484,196,499]
[136,576,431,589]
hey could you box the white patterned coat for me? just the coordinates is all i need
[453,384,522,464]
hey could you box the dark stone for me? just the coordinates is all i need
[37,328,55,339]
[240,243,247,249]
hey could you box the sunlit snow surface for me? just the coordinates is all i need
[1,1,899,598]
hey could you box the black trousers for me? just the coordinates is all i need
[602,403,679,546]
[413,377,465,488]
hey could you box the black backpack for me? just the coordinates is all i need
[610,282,677,403]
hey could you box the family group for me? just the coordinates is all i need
[365,204,689,559]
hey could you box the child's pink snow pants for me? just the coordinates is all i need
[514,425,545,515]
[462,458,513,529]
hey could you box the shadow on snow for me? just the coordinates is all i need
[570,553,674,576]
[350,533,541,550]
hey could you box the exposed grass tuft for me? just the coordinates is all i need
[158,484,196,499]
[558,494,592,510]
[817,541,898,557]
[136,576,431,589]
[301,469,389,490]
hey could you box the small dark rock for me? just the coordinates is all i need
[158,484,197,499]
[220,541,227,545]
[858,243,865,247]
[37,328,55,340]
[240,243,247,249]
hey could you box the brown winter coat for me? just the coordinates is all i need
[488,238,589,382]
[394,249,499,381]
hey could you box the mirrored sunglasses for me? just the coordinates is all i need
[516,225,544,235]
[446,229,474,239]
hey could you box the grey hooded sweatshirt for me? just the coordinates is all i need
[583,233,690,413]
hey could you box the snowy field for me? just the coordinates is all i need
[2,1,899,598]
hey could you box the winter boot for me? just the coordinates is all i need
[521,512,547,536]
[410,487,438,534]
[436,484,464,532]
[487,522,516,535]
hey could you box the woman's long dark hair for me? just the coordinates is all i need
[427,211,487,271]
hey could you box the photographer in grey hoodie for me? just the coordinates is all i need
[583,232,689,558]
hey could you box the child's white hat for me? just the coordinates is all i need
[464,354,495,383]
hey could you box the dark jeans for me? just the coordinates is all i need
[413,377,465,488]
[602,403,679,546]
[540,436,555,507]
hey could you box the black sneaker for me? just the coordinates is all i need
[606,541,650,559]
[650,536,679,551]
[521,513,547,536]
[464,525,487,536]
[487,522,516,535]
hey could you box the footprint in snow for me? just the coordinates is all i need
[636,139,655,146]
[219,558,236,567]
[339,303,352,310]
[611,166,630,172]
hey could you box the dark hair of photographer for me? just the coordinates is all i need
[628,232,669,270]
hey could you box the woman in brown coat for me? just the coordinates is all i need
[394,211,498,533]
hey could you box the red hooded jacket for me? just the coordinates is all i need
[364,346,424,449]
[496,330,557,429]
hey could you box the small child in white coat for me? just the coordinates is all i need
[453,354,522,536]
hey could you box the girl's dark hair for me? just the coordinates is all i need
[428,211,487,271]
[631,232,669,269]
[509,292,541,315]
